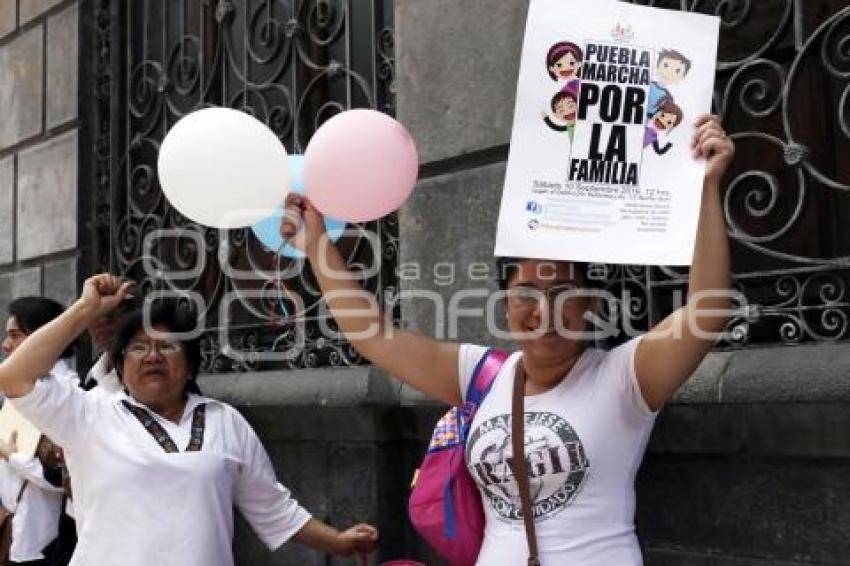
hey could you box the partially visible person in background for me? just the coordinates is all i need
[0,433,66,566]
[81,297,140,395]
[32,437,74,566]
[0,298,78,566]
[0,283,379,566]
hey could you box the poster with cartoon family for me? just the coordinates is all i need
[495,0,720,265]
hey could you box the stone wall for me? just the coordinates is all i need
[200,366,443,565]
[0,0,79,315]
[205,343,850,565]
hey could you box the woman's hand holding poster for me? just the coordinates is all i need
[495,0,720,265]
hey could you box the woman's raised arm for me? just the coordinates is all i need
[0,275,131,398]
[281,195,464,406]
[635,115,735,410]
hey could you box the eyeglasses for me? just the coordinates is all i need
[124,341,184,358]
[506,282,582,309]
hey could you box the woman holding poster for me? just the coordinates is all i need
[280,114,733,565]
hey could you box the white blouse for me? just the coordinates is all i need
[83,354,122,395]
[9,372,311,566]
[0,359,74,562]
[0,454,64,562]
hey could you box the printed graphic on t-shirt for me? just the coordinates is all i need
[466,411,590,523]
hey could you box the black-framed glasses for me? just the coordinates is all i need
[506,282,582,309]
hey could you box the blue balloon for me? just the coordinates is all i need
[288,154,306,194]
[251,155,346,258]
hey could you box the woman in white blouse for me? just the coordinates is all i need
[0,434,66,566]
[0,278,378,566]
[2,297,78,566]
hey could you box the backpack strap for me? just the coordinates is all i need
[461,348,510,442]
[440,348,509,541]
[465,348,510,409]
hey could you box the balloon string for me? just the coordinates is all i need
[274,239,290,319]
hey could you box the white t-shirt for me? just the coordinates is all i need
[9,375,311,566]
[459,338,657,566]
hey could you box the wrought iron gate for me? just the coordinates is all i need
[83,0,397,373]
[81,0,850,375]
[606,0,850,347]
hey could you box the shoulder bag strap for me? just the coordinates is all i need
[15,480,28,505]
[510,361,540,566]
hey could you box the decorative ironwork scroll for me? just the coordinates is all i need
[606,0,850,347]
[88,0,397,372]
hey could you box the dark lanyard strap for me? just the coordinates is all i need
[121,400,207,453]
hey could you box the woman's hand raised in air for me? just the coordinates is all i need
[79,274,134,319]
[279,194,328,255]
[0,273,131,398]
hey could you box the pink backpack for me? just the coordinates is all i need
[409,349,509,566]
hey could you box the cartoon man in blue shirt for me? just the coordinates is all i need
[648,49,692,118]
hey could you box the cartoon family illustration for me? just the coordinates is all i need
[542,42,692,157]
[644,48,690,155]
[543,83,579,138]
[543,41,583,140]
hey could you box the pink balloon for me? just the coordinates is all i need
[304,109,419,222]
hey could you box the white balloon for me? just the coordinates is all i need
[158,107,290,229]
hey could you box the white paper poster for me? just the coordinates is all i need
[0,401,41,458]
[495,0,720,265]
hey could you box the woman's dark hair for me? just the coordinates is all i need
[8,297,75,359]
[111,299,202,395]
[495,257,606,290]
